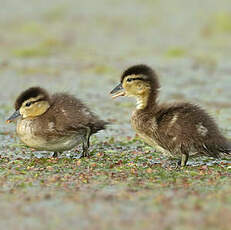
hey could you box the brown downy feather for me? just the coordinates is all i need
[135,101,231,158]
[37,93,107,136]
[114,64,231,165]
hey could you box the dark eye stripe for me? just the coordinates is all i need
[127,77,145,82]
[133,77,145,81]
[34,98,45,103]
[25,98,45,106]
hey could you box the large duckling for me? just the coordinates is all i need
[110,64,231,166]
[7,87,107,158]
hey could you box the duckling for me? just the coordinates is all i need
[110,64,231,166]
[7,87,107,158]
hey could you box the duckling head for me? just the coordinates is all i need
[110,64,160,109]
[6,87,51,123]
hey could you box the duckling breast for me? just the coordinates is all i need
[16,118,82,151]
[16,118,36,144]
[131,111,172,155]
[131,110,188,157]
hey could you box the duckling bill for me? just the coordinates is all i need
[7,110,21,123]
[7,87,107,158]
[110,64,231,166]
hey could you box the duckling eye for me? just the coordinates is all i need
[127,78,133,82]
[25,102,32,107]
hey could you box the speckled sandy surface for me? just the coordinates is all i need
[0,0,231,229]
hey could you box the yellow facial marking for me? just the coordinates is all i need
[122,75,151,97]
[122,75,151,109]
[20,95,50,118]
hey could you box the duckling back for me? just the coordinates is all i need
[49,93,107,134]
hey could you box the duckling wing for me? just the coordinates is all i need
[47,93,107,136]
[153,105,189,148]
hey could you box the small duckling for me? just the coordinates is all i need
[110,64,231,166]
[7,87,107,158]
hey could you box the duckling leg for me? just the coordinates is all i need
[52,152,59,158]
[79,127,91,158]
[179,146,189,167]
[180,153,189,167]
[177,146,189,167]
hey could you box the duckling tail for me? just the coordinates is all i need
[219,140,231,155]
[91,120,109,134]
[199,139,231,158]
